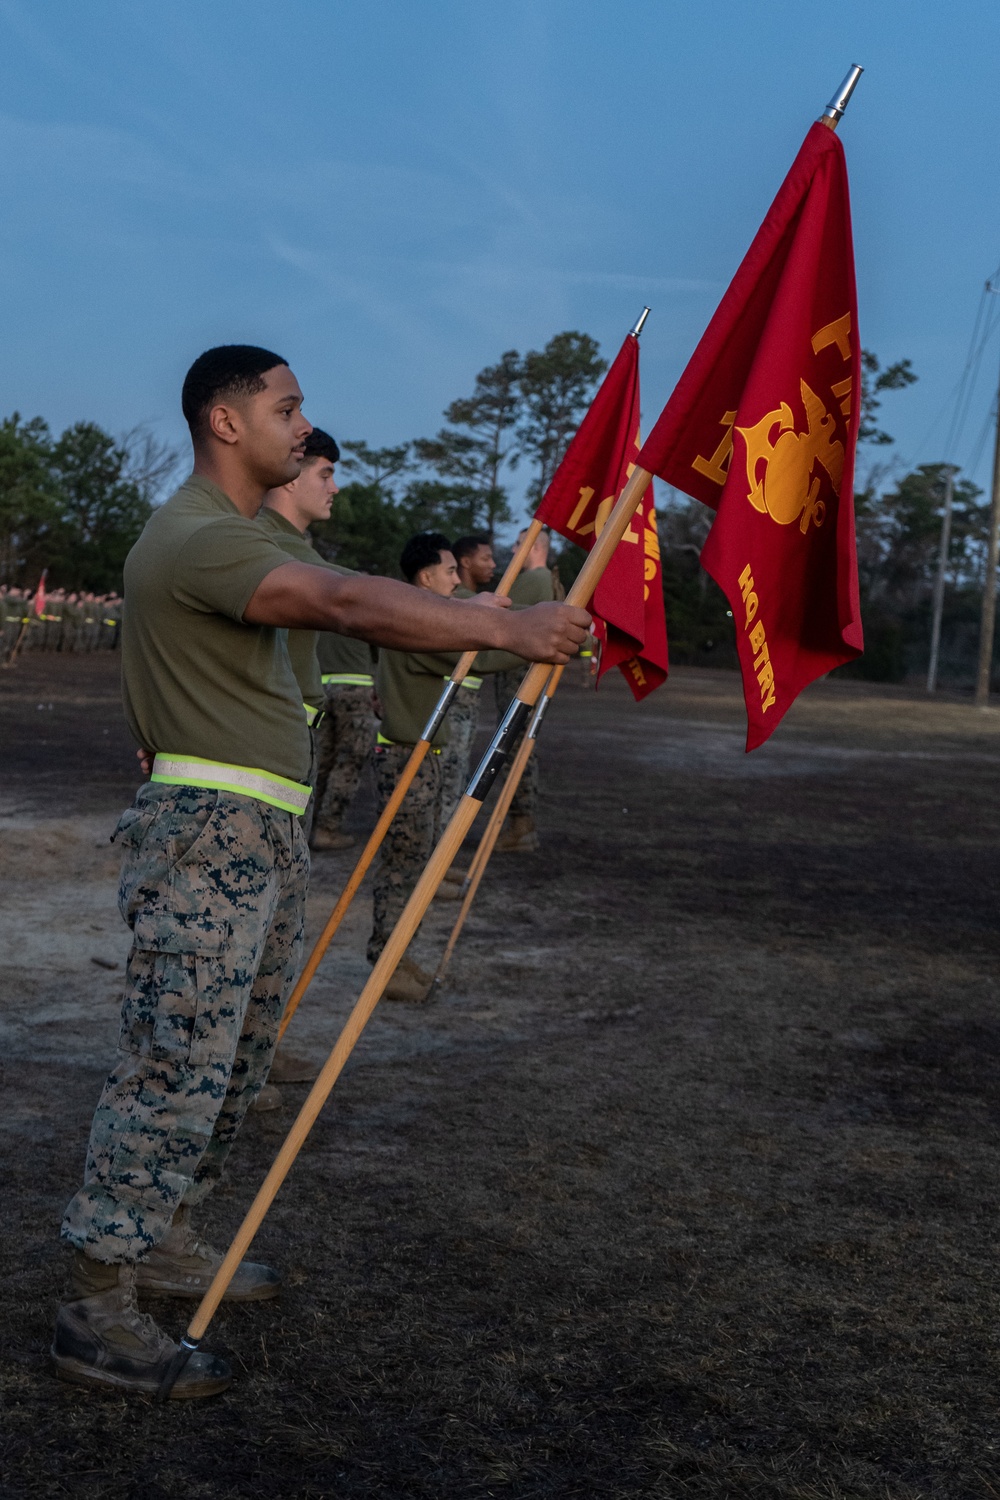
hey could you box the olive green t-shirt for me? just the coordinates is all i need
[508,566,555,606]
[376,642,524,748]
[122,475,312,783]
[312,544,378,683]
[254,510,376,685]
[256,506,340,711]
[316,627,378,682]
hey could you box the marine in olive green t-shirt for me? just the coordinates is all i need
[122,475,312,784]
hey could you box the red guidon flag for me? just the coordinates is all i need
[535,333,668,700]
[33,568,48,618]
[638,121,862,749]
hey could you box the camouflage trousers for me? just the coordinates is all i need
[368,742,440,964]
[312,683,376,834]
[62,784,309,1263]
[434,684,481,842]
[494,668,538,821]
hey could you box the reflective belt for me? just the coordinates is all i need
[322,673,374,687]
[376,731,440,755]
[450,674,483,692]
[304,703,326,729]
[150,754,312,815]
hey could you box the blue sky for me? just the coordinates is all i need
[1,1,999,511]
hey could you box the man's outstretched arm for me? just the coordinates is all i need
[243,562,590,665]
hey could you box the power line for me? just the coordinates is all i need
[946,267,1000,466]
[965,393,997,481]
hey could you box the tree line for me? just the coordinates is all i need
[308,331,607,573]
[0,332,993,686]
[0,417,177,594]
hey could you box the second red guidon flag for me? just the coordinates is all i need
[535,332,668,700]
[638,120,862,748]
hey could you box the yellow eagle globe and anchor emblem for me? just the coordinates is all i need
[737,378,845,534]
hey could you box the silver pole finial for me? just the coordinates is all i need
[630,307,651,338]
[823,64,864,123]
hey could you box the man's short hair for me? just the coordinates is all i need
[302,427,340,465]
[181,345,288,434]
[400,531,452,582]
[452,533,491,563]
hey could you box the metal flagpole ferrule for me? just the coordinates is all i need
[630,306,651,339]
[527,692,553,741]
[466,698,532,801]
[822,65,863,123]
[156,1335,201,1401]
[421,678,459,743]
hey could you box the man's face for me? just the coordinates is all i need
[287,456,339,525]
[416,550,459,597]
[462,544,496,587]
[214,364,312,488]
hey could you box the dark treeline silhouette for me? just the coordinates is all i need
[2,338,990,686]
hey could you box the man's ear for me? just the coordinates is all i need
[207,401,241,447]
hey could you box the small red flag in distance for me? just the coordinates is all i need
[33,568,48,618]
[534,333,668,700]
[638,122,862,749]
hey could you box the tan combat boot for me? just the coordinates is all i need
[135,1205,280,1301]
[249,1082,283,1112]
[267,1046,320,1084]
[52,1254,231,1399]
[495,814,539,852]
[433,877,464,901]
[384,955,434,1003]
[310,827,356,851]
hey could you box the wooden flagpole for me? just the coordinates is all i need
[158,460,652,1395]
[432,664,564,989]
[275,518,544,1043]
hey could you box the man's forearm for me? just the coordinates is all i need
[244,561,590,664]
[245,564,509,651]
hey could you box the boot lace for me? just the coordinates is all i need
[117,1267,171,1344]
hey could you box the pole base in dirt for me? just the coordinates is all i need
[156,1335,201,1401]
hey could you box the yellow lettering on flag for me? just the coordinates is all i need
[811,312,852,361]
[566,486,595,531]
[830,377,852,416]
[692,411,737,486]
[739,567,776,712]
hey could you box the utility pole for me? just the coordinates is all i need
[927,465,957,694]
[974,337,1000,706]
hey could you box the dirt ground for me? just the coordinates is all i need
[3,652,1000,1499]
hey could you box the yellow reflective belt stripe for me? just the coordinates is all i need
[304,703,320,726]
[322,673,374,686]
[149,754,311,815]
[376,732,440,754]
[454,674,483,691]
